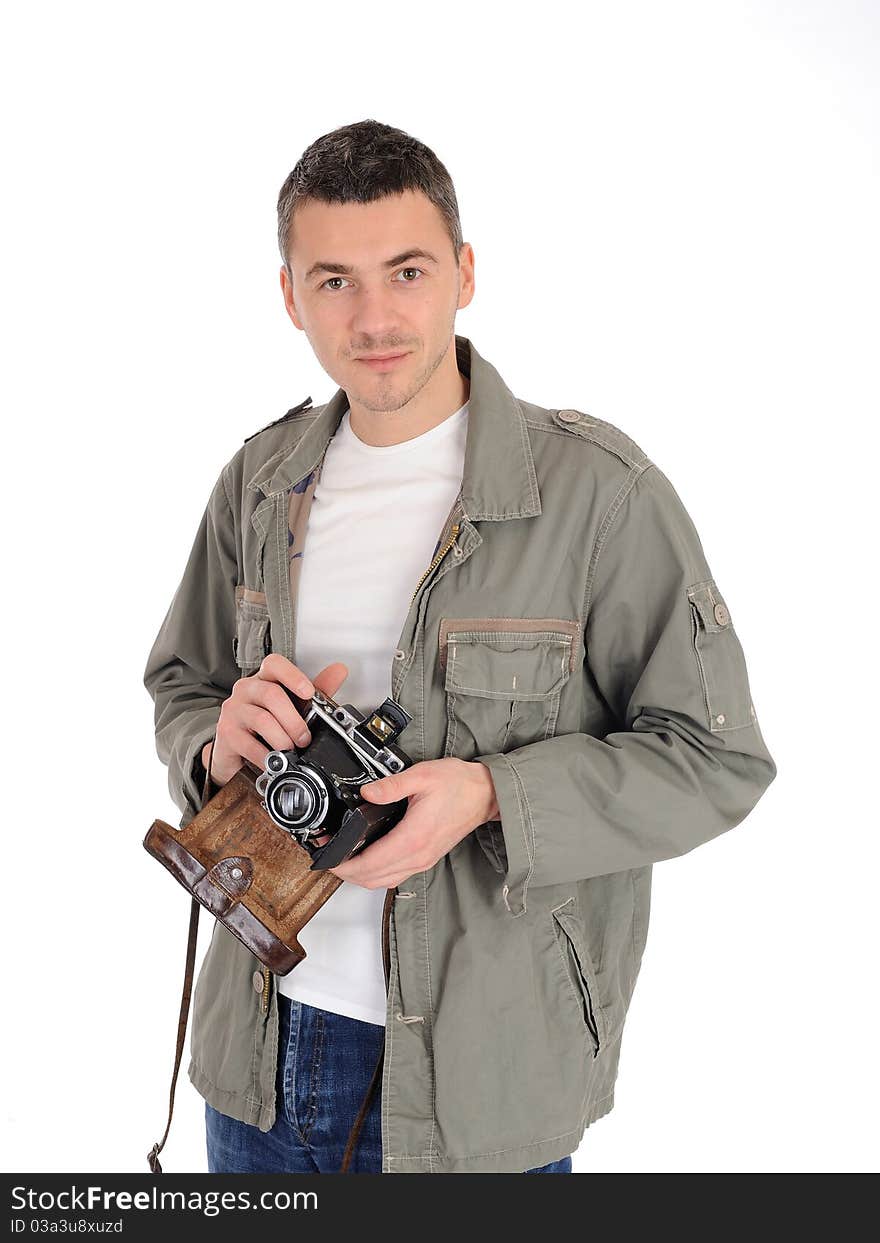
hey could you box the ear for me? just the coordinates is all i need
[280,264,303,329]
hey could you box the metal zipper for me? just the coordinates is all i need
[408,520,461,609]
[261,966,270,1014]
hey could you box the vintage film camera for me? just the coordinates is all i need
[255,687,415,871]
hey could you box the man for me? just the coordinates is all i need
[143,119,777,1174]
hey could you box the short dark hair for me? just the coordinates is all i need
[277,119,463,273]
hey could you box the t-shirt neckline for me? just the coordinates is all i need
[340,400,469,456]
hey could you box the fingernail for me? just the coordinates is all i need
[296,731,311,747]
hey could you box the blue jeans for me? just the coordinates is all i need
[206,991,572,1174]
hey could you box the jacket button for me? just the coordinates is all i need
[252,970,264,994]
[714,603,729,625]
[557,410,580,423]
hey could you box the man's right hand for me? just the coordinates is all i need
[202,653,350,788]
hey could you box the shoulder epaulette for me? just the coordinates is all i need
[551,407,650,471]
[243,396,314,444]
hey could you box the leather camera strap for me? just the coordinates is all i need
[337,885,395,1172]
[147,895,200,1173]
[148,744,396,1174]
[338,1034,386,1172]
[147,740,219,1174]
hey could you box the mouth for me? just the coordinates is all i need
[356,351,410,371]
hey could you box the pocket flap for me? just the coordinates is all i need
[687,580,733,633]
[444,631,574,700]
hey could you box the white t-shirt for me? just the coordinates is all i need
[275,397,469,1025]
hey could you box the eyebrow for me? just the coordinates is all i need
[303,249,440,283]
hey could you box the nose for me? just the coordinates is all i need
[350,283,402,343]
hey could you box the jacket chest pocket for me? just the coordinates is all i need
[438,618,579,761]
[232,586,271,674]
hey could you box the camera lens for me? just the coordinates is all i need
[265,764,329,835]
[279,782,311,819]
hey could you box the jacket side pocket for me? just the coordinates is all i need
[550,900,607,1059]
[233,586,271,673]
[687,579,757,732]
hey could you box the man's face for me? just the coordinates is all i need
[280,189,474,412]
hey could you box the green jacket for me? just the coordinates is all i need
[143,334,776,1173]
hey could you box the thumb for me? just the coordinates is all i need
[360,768,420,803]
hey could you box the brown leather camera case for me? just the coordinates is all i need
[143,760,342,973]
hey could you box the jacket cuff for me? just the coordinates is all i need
[173,707,223,828]
[472,752,534,916]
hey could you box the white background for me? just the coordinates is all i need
[2,0,877,1175]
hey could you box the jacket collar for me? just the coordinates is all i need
[246,334,541,522]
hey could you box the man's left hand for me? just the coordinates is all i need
[325,758,501,890]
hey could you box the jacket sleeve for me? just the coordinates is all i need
[475,461,778,916]
[143,464,241,828]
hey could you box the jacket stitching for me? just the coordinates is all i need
[247,431,323,496]
[381,903,398,1167]
[383,1105,612,1161]
[275,493,291,662]
[515,402,541,513]
[439,618,580,674]
[265,988,279,1121]
[445,689,459,758]
[582,464,648,626]
[688,599,715,731]
[505,757,536,913]
[249,973,264,1112]
[523,413,648,471]
[421,881,437,1171]
[550,900,602,1054]
[221,463,235,516]
[629,873,637,996]
[190,1057,264,1112]
[417,608,426,774]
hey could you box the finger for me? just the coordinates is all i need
[255,652,316,698]
[226,725,273,773]
[338,815,420,878]
[312,661,349,700]
[246,679,313,746]
[239,704,295,753]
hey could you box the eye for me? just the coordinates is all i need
[321,276,351,291]
[394,268,423,283]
